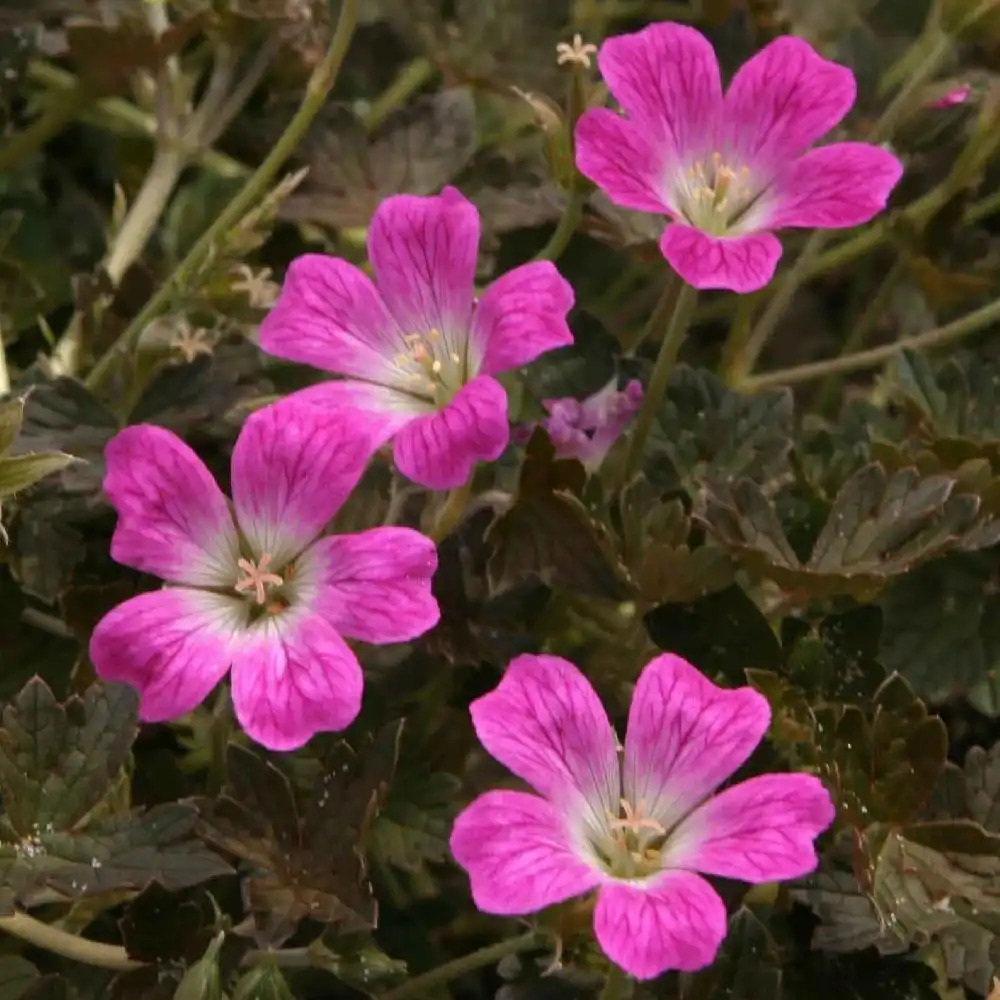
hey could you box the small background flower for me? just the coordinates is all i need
[543,378,643,469]
[89,397,440,750]
[575,24,903,291]
[451,652,834,979]
[258,187,575,490]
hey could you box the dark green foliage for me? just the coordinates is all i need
[3,1,1000,998]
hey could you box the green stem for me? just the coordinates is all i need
[599,963,634,1000]
[0,910,143,971]
[534,54,589,264]
[28,61,248,178]
[534,191,583,263]
[624,282,698,479]
[732,27,955,383]
[84,0,361,394]
[379,932,543,1000]
[430,480,474,542]
[0,85,96,173]
[207,684,233,796]
[362,57,435,132]
[738,294,1000,392]
[720,290,762,383]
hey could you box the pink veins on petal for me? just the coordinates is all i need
[257,186,576,490]
[449,652,835,980]
[574,23,904,292]
[89,396,441,751]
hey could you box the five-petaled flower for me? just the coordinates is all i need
[89,397,440,751]
[543,378,643,470]
[574,23,904,292]
[450,652,834,980]
[257,187,575,490]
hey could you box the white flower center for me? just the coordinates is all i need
[673,152,764,236]
[391,328,467,406]
[590,796,667,881]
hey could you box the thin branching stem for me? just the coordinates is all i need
[84,0,361,394]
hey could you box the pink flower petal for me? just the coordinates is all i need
[593,871,727,980]
[450,789,601,915]
[623,654,770,831]
[574,109,671,214]
[296,527,439,643]
[231,397,377,567]
[90,588,243,722]
[368,187,478,339]
[287,380,428,447]
[767,142,904,230]
[470,261,575,376]
[659,224,782,292]
[664,773,835,881]
[392,374,509,489]
[722,36,856,166]
[470,653,619,830]
[258,254,400,382]
[597,22,722,159]
[104,425,238,586]
[231,611,363,751]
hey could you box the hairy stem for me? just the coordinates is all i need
[84,0,361,393]
[379,932,543,1000]
[0,910,143,971]
[738,294,1000,392]
[624,281,698,478]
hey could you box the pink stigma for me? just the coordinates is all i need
[234,553,284,604]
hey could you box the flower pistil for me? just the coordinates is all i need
[595,797,667,880]
[234,553,285,605]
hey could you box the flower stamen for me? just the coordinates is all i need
[608,798,666,836]
[393,328,464,405]
[681,155,756,234]
[235,553,284,604]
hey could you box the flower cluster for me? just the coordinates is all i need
[88,18,888,980]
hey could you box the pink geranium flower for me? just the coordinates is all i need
[258,187,575,490]
[89,398,439,751]
[450,653,834,980]
[575,24,904,292]
[544,378,643,470]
